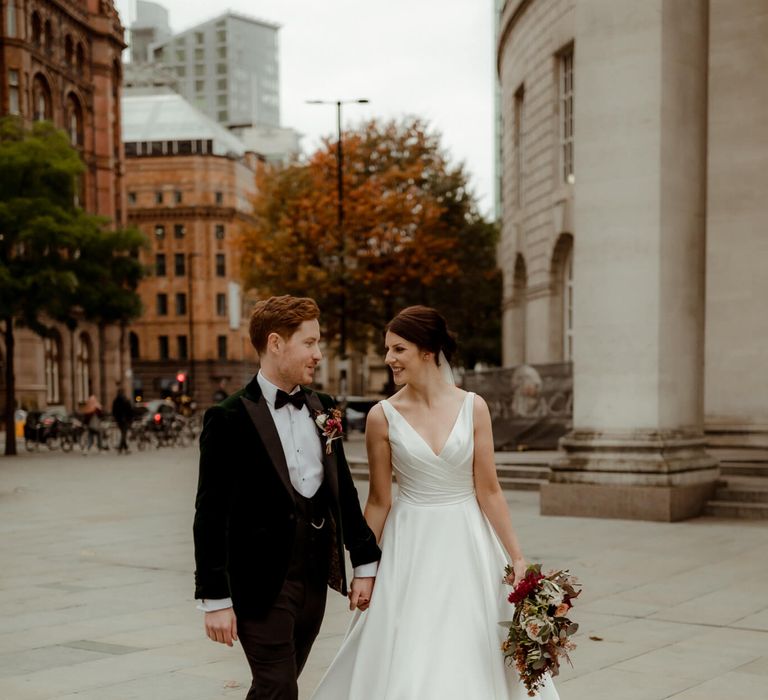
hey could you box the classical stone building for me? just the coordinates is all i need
[122,87,259,405]
[497,0,767,519]
[0,0,129,412]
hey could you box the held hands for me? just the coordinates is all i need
[348,576,375,612]
[205,607,238,647]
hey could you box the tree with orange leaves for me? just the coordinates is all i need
[240,118,500,367]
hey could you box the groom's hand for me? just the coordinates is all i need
[205,608,238,647]
[349,577,374,611]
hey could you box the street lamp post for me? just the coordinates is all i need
[306,98,369,362]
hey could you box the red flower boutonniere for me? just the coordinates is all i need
[314,408,343,454]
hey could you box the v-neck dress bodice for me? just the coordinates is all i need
[311,391,560,700]
[382,391,475,507]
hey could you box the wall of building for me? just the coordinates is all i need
[704,0,768,445]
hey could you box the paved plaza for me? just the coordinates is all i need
[0,439,766,699]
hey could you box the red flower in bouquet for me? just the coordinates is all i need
[500,563,582,697]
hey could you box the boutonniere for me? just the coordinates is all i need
[314,408,344,454]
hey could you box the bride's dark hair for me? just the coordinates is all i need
[385,306,457,365]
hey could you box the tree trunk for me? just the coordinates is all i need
[4,317,17,456]
[98,322,106,405]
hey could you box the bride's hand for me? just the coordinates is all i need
[512,557,528,585]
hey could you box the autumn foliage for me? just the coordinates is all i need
[240,118,500,366]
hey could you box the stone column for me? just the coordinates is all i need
[541,0,717,521]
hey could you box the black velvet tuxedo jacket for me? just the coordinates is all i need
[193,375,381,619]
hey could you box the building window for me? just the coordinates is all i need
[215,224,225,240]
[217,94,227,107]
[514,85,524,206]
[157,293,168,316]
[66,95,83,147]
[217,47,227,59]
[8,70,20,115]
[217,78,227,91]
[32,74,51,121]
[195,48,204,60]
[195,79,205,92]
[128,191,137,205]
[155,191,163,204]
[129,331,140,360]
[217,110,228,122]
[174,191,182,204]
[176,65,186,78]
[158,335,169,360]
[559,46,575,184]
[216,293,226,316]
[215,191,223,205]
[562,249,574,361]
[155,253,166,276]
[75,333,91,404]
[154,225,165,240]
[177,335,188,360]
[76,43,85,76]
[6,1,16,38]
[175,253,186,276]
[215,254,225,277]
[176,292,187,315]
[44,334,61,404]
[216,29,226,43]
[174,224,185,238]
[195,64,205,77]
[216,63,227,75]
[217,335,227,360]
[195,31,204,45]
[31,11,42,45]
[175,49,186,62]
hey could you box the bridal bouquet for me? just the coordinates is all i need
[500,564,581,697]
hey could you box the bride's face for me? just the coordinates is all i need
[384,331,431,385]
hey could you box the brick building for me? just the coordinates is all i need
[122,87,259,405]
[0,0,129,412]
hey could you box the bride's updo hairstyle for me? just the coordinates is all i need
[385,306,457,366]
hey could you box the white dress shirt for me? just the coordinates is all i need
[199,372,376,612]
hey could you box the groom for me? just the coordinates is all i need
[193,295,381,699]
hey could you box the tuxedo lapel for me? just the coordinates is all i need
[240,391,295,502]
[305,390,340,506]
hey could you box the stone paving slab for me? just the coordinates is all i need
[0,443,766,699]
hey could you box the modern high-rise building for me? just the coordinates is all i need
[129,0,172,63]
[148,12,280,130]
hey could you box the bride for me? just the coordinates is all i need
[312,306,560,699]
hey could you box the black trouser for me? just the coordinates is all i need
[117,423,129,453]
[239,490,330,700]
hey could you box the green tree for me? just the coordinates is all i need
[241,118,500,366]
[0,117,146,456]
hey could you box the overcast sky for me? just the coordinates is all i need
[115,0,497,216]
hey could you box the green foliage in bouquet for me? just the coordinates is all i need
[501,564,581,697]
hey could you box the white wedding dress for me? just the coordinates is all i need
[312,392,560,699]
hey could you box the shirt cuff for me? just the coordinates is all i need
[353,561,379,578]
[197,597,233,612]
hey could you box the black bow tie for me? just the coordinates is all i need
[274,389,307,410]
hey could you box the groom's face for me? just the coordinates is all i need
[275,319,323,387]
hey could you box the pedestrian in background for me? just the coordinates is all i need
[112,386,133,454]
[82,395,104,454]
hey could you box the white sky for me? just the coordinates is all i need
[115,0,497,216]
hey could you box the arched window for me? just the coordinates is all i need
[44,333,61,404]
[32,74,52,121]
[562,249,573,361]
[75,332,92,403]
[31,12,42,46]
[76,43,85,76]
[549,233,574,362]
[510,254,528,365]
[66,94,83,147]
[44,19,53,55]
[129,332,140,360]
[65,35,74,66]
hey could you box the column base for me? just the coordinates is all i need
[543,431,719,521]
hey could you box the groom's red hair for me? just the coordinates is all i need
[249,295,320,354]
